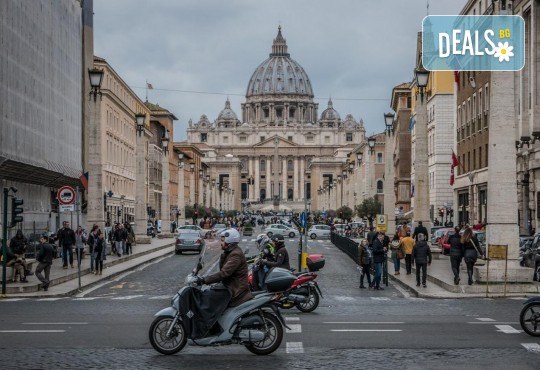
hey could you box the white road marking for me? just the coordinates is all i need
[331,329,402,332]
[72,297,104,301]
[250,239,256,242]
[371,297,391,301]
[324,247,332,250]
[0,298,27,302]
[148,295,172,300]
[393,283,412,298]
[495,325,521,334]
[0,330,65,333]
[285,317,300,321]
[476,318,496,322]
[286,342,304,354]
[467,322,519,325]
[318,240,323,243]
[111,295,144,300]
[324,322,404,324]
[286,324,302,333]
[22,322,87,325]
[521,343,540,353]
[333,296,356,302]
[242,239,247,242]
[37,298,66,301]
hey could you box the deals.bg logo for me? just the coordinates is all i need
[422,15,525,71]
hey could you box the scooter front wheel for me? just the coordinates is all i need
[244,312,284,355]
[296,286,320,313]
[520,302,540,337]
[149,315,187,355]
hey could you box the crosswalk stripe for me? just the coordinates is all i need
[521,343,540,353]
[285,317,300,321]
[495,325,521,334]
[148,295,172,300]
[111,295,144,300]
[286,324,302,334]
[476,318,496,322]
[0,298,27,302]
[37,298,66,302]
[371,297,391,301]
[286,342,304,353]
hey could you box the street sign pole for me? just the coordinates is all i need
[76,186,81,291]
[303,183,308,271]
[2,188,9,296]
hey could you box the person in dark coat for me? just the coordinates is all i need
[448,227,463,285]
[9,229,29,275]
[412,221,429,242]
[357,239,372,289]
[370,233,386,290]
[94,230,106,275]
[412,234,432,288]
[366,227,378,246]
[4,246,27,282]
[201,229,253,307]
[57,221,76,269]
[461,227,484,285]
[35,236,54,291]
[263,234,290,270]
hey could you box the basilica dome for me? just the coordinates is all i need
[217,98,238,121]
[320,99,340,121]
[246,27,314,98]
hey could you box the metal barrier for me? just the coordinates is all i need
[330,232,388,287]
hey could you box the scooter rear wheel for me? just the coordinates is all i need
[244,312,283,355]
[520,302,540,337]
[296,286,320,313]
[149,315,187,355]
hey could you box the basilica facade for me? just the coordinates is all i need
[185,27,365,212]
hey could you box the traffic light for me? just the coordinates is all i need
[10,197,24,227]
[438,208,444,217]
[117,209,122,218]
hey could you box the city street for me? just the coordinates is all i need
[1,230,539,369]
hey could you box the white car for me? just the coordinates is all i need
[265,224,297,238]
[308,224,331,239]
[176,225,210,239]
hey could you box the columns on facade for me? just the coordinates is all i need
[248,157,254,201]
[300,157,305,200]
[282,157,287,200]
[177,163,185,226]
[161,152,171,234]
[266,157,271,201]
[293,158,299,201]
[254,157,260,202]
[87,96,105,232]
[189,170,195,206]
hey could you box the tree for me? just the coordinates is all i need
[355,197,382,227]
[337,206,353,221]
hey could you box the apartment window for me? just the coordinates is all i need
[485,144,489,166]
[260,136,265,142]
[287,160,293,171]
[276,108,283,118]
[407,97,411,108]
[479,146,482,168]
[473,149,476,170]
[467,152,471,172]
[289,108,295,118]
[223,136,229,143]
[288,136,293,142]
[239,136,247,143]
[263,108,269,118]
[472,94,476,117]
[485,84,489,112]
[260,159,266,172]
[200,133,207,142]
[325,136,330,144]
[346,133,353,142]
[306,135,314,143]
[377,152,383,163]
[376,180,383,194]
[457,106,461,126]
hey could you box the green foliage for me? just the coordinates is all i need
[355,197,382,219]
[337,206,354,220]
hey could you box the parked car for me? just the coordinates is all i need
[333,224,347,235]
[308,224,331,239]
[175,230,204,254]
[176,225,210,238]
[432,227,453,248]
[265,224,297,238]
[213,223,228,236]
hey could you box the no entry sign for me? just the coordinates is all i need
[57,185,76,205]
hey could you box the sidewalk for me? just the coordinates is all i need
[388,254,540,298]
[1,237,176,298]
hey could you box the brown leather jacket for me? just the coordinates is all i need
[203,244,253,307]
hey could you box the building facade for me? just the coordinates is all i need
[185,27,366,212]
[0,0,86,236]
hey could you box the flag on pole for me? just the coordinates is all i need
[450,151,460,186]
[80,171,89,191]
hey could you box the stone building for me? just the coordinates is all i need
[185,27,366,212]
[0,0,88,236]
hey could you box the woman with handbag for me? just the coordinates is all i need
[389,233,403,275]
[357,239,372,289]
[461,227,485,285]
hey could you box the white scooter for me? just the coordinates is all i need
[149,245,291,355]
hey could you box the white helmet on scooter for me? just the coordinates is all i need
[255,233,267,245]
[221,228,241,244]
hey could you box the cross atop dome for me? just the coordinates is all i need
[271,25,289,57]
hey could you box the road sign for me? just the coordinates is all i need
[59,204,75,212]
[300,212,307,227]
[375,214,387,233]
[57,185,76,205]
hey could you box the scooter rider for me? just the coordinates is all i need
[252,234,276,290]
[262,234,290,270]
[196,228,253,307]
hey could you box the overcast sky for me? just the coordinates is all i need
[94,0,467,141]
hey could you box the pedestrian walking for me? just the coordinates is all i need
[114,224,126,257]
[57,221,76,269]
[448,226,463,285]
[94,230,105,275]
[401,232,415,274]
[35,236,54,291]
[87,225,99,272]
[389,233,404,275]
[412,221,429,242]
[461,227,485,285]
[370,233,386,290]
[357,239,372,289]
[125,223,135,255]
[412,234,432,288]
[74,226,87,264]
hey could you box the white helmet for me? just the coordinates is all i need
[255,233,267,245]
[222,228,241,244]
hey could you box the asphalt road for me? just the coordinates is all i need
[1,227,539,369]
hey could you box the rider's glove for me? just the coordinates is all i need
[260,259,267,266]
[194,276,205,285]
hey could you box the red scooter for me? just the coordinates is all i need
[248,254,325,313]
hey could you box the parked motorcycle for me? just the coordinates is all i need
[519,296,540,337]
[247,253,324,313]
[149,245,290,355]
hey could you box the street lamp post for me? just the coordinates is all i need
[177,152,185,225]
[413,66,431,231]
[383,112,397,235]
[87,67,106,233]
[160,129,172,235]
